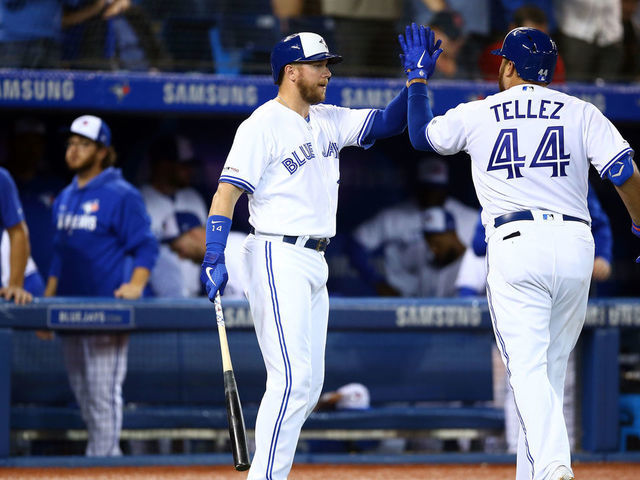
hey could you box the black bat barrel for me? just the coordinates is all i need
[224,370,251,471]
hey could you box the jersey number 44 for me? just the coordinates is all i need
[488,126,570,179]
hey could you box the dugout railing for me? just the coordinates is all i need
[0,297,635,458]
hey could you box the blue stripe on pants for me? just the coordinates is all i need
[265,242,292,479]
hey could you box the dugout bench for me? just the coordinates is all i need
[0,297,633,457]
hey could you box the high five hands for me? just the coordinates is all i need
[398,23,443,82]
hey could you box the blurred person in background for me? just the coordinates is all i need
[3,118,65,277]
[0,0,129,68]
[141,135,208,298]
[554,0,624,81]
[45,115,158,456]
[321,0,403,76]
[492,0,556,34]
[428,10,468,79]
[479,5,566,83]
[0,167,33,304]
[63,0,171,71]
[352,156,477,297]
[405,0,491,78]
[621,0,640,80]
[421,206,482,297]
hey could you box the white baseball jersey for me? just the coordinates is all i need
[220,100,375,238]
[141,185,207,297]
[424,84,632,238]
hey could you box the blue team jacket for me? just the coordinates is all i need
[50,167,158,296]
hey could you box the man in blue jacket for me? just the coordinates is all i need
[45,115,158,456]
[0,166,33,304]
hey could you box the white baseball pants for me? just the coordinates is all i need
[241,233,329,480]
[486,215,594,480]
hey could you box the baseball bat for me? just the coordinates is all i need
[214,292,251,471]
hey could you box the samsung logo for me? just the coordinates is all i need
[395,305,482,328]
[163,82,258,106]
[0,78,74,101]
[340,87,398,108]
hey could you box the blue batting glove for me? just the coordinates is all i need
[398,23,442,81]
[201,215,232,302]
[632,221,640,263]
[201,251,228,301]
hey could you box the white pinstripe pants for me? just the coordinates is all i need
[61,333,129,456]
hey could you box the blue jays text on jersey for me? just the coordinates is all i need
[281,141,339,174]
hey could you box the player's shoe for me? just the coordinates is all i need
[553,465,574,480]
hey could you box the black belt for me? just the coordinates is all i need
[494,210,590,228]
[250,227,329,252]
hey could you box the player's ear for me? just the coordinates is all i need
[284,64,297,82]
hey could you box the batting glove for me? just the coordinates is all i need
[632,221,640,263]
[398,23,442,81]
[201,252,228,300]
[201,215,232,301]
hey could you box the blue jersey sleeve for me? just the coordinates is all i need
[587,187,613,263]
[360,86,407,145]
[0,168,25,230]
[408,82,435,152]
[115,189,159,271]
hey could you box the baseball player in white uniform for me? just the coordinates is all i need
[200,32,409,479]
[401,24,640,480]
[353,157,479,297]
[141,135,208,298]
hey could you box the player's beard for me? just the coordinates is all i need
[67,150,101,175]
[297,77,327,104]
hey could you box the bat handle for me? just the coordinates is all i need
[214,293,234,373]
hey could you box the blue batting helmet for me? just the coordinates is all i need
[270,32,343,84]
[491,27,558,84]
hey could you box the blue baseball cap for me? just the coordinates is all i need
[271,32,343,83]
[69,115,111,147]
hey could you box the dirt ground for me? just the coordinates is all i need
[1,463,639,480]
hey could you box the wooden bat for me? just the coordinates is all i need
[214,292,251,471]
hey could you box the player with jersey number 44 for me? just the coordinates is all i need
[200,31,411,479]
[401,23,640,480]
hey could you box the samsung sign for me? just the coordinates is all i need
[163,82,259,106]
[0,78,74,101]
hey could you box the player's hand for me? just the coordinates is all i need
[201,251,228,302]
[103,0,130,19]
[632,221,640,263]
[114,282,144,299]
[398,23,442,81]
[0,286,33,305]
[592,256,612,281]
